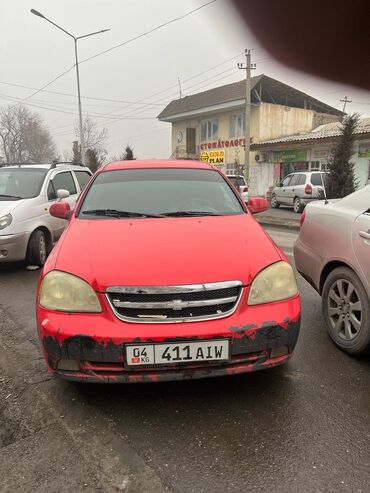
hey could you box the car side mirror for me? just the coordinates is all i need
[50,201,71,220]
[248,197,269,214]
[57,189,70,200]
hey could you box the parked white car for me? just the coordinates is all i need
[0,163,92,265]
[226,174,249,203]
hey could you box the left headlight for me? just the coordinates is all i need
[39,270,102,312]
[0,214,12,230]
[248,261,298,306]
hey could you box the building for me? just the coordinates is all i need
[250,117,370,195]
[158,74,343,180]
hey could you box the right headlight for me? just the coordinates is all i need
[248,261,298,306]
[0,214,12,231]
[39,270,102,312]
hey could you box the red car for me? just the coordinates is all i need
[36,160,300,383]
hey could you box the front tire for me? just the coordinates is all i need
[293,197,304,213]
[26,230,47,267]
[270,194,280,208]
[322,267,370,355]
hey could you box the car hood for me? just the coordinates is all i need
[50,215,282,291]
[0,200,25,216]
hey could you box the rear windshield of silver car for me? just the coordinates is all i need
[227,176,246,187]
[0,168,48,200]
[78,168,245,217]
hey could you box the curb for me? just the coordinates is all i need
[255,217,300,231]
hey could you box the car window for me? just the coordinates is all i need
[311,173,327,186]
[52,172,77,195]
[74,171,91,191]
[289,175,301,186]
[47,181,57,201]
[0,168,48,200]
[227,176,246,187]
[297,174,306,185]
[79,169,245,217]
[282,175,292,187]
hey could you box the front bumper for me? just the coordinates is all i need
[0,232,29,262]
[37,293,301,383]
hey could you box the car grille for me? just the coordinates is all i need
[106,281,243,323]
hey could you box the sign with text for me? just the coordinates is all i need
[200,150,225,165]
[272,149,307,163]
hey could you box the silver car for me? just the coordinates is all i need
[271,171,328,213]
[226,175,249,203]
[294,185,370,355]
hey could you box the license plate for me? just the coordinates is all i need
[126,340,230,367]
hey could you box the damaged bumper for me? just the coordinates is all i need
[37,294,300,383]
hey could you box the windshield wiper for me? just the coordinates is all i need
[81,209,165,218]
[159,211,222,217]
[0,194,23,200]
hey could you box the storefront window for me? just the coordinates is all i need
[281,161,309,178]
[201,119,218,141]
[230,113,245,137]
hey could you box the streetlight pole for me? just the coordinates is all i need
[30,9,109,165]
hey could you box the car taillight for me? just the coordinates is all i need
[300,209,306,227]
[305,183,313,195]
[243,186,248,192]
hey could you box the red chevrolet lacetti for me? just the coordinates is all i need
[36,160,301,383]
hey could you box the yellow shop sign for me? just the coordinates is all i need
[200,150,225,165]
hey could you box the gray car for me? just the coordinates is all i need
[271,171,328,213]
[294,185,370,355]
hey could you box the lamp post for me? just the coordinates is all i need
[31,9,110,165]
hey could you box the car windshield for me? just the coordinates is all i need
[0,168,48,200]
[78,168,245,218]
[227,176,246,187]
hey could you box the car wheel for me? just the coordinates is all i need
[293,197,304,213]
[270,194,279,208]
[322,267,370,355]
[26,230,48,267]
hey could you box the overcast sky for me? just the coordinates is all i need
[1,0,369,161]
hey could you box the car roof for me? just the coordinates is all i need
[103,159,215,172]
[0,164,89,171]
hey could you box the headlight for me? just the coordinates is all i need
[0,214,12,230]
[248,261,298,306]
[39,271,101,312]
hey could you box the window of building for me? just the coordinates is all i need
[201,119,218,141]
[230,113,245,137]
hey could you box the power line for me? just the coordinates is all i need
[0,81,164,107]
[49,52,247,136]
[79,1,218,65]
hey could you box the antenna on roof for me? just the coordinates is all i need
[178,77,183,99]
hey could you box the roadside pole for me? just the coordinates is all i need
[238,49,255,182]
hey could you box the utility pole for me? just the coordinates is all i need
[340,96,352,113]
[238,49,256,180]
[178,77,183,99]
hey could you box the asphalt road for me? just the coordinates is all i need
[0,227,369,493]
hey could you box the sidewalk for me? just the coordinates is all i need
[254,206,301,231]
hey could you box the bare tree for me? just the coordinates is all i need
[0,104,57,163]
[74,116,108,168]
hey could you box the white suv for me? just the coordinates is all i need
[0,163,92,265]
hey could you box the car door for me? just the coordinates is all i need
[47,171,79,239]
[352,208,370,292]
[285,174,300,205]
[276,174,293,204]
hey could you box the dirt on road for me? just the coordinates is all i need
[0,307,168,493]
